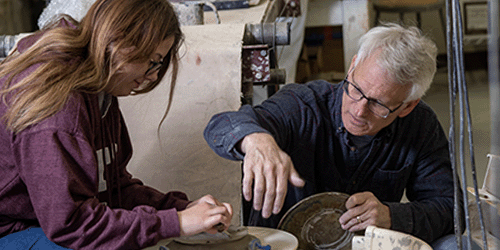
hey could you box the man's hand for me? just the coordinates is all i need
[339,192,391,232]
[239,133,305,218]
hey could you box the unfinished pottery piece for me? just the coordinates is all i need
[277,192,354,250]
[173,225,248,245]
[362,226,433,250]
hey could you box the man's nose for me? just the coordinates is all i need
[353,98,371,117]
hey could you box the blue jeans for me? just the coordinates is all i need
[432,234,482,250]
[0,227,71,250]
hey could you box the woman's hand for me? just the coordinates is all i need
[177,195,233,236]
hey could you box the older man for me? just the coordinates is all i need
[204,23,464,245]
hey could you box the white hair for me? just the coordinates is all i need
[353,23,438,101]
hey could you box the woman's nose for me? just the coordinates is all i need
[145,71,158,83]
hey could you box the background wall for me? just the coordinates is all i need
[0,0,46,35]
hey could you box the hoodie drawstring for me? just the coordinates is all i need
[100,96,122,208]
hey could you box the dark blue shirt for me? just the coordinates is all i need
[204,80,463,243]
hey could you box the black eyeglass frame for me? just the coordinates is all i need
[343,70,404,119]
[144,59,164,76]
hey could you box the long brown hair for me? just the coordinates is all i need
[0,0,183,134]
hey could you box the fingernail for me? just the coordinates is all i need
[214,222,225,232]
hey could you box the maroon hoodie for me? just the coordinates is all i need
[0,25,190,249]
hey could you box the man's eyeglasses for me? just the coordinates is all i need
[144,59,164,76]
[343,71,404,119]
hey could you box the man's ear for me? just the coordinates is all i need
[347,54,358,74]
[398,98,420,118]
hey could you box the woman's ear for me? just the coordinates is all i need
[398,98,420,118]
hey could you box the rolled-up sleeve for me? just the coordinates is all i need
[204,105,271,160]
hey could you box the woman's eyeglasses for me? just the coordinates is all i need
[144,59,164,76]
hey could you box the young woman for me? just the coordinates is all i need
[0,0,232,249]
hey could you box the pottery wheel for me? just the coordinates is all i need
[164,234,259,250]
[164,226,259,250]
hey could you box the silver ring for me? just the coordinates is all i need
[356,216,361,224]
